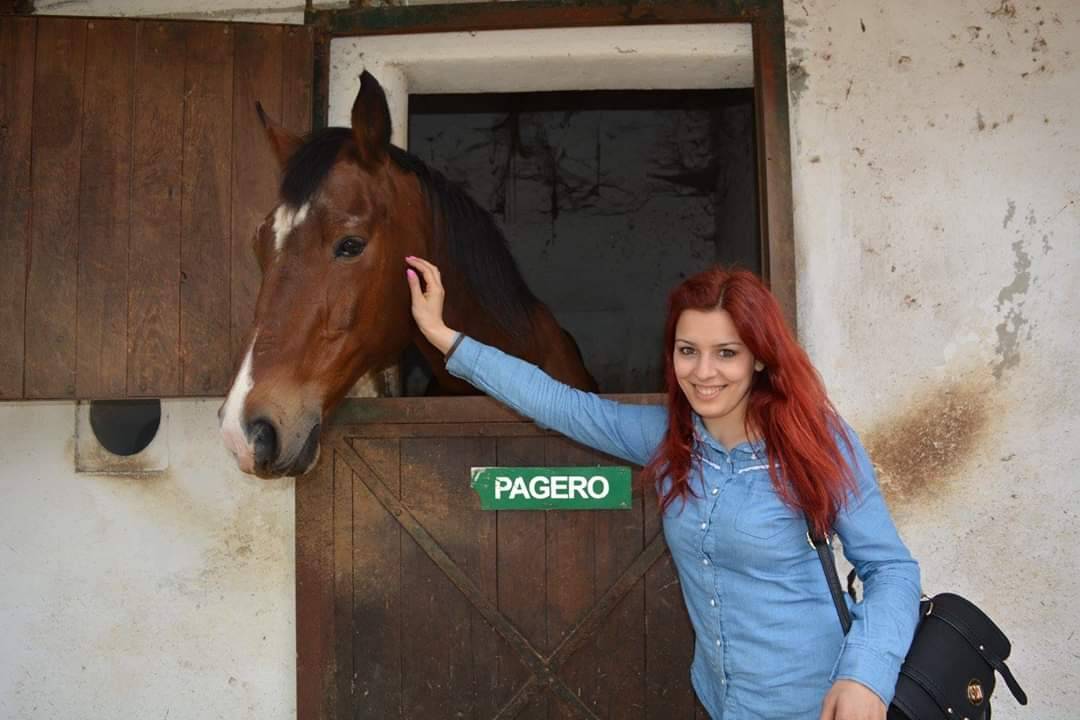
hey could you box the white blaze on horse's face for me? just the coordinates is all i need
[272,201,310,253]
[220,337,257,474]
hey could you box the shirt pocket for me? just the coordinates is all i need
[733,484,801,540]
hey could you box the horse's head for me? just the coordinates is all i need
[220,72,425,478]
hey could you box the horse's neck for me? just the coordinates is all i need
[435,256,525,348]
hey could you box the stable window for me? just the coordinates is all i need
[322,19,789,394]
[407,88,759,393]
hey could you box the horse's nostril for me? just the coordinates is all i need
[249,419,278,468]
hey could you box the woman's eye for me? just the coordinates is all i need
[334,236,367,259]
[718,349,736,359]
[677,346,696,356]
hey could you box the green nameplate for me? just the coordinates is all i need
[470,466,632,511]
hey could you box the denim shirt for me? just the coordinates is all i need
[447,336,921,719]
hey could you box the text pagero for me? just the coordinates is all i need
[494,475,611,500]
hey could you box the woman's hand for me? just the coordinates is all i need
[819,679,886,720]
[405,256,459,355]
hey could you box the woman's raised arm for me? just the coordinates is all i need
[405,256,665,466]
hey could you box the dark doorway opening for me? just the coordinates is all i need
[405,89,759,394]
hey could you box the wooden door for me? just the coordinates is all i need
[0,16,313,399]
[297,397,709,719]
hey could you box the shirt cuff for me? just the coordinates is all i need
[443,331,466,364]
[831,641,902,707]
[445,334,483,378]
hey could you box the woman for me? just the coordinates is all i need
[405,256,920,720]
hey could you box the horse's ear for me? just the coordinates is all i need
[351,70,391,166]
[256,102,302,169]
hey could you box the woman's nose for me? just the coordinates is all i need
[694,356,717,378]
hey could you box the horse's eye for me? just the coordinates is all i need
[334,236,367,259]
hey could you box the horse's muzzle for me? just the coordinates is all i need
[249,418,321,478]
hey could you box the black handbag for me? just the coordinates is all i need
[809,527,1028,719]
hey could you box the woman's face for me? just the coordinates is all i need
[673,308,760,432]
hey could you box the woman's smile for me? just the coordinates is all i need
[690,382,726,400]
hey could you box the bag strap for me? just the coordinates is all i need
[807,523,853,634]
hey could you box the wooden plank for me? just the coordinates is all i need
[588,461,646,717]
[470,446,505,720]
[544,436,597,719]
[332,450,355,718]
[24,17,86,398]
[332,393,663,426]
[75,19,134,398]
[399,436,497,718]
[230,24,282,365]
[495,436,550,720]
[345,422,556,440]
[347,437,403,719]
[0,16,35,399]
[297,446,337,720]
[643,479,699,718]
[280,24,314,137]
[179,22,233,395]
[753,9,797,330]
[127,20,186,397]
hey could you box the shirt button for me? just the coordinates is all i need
[702,558,710,566]
[710,598,717,607]
[711,487,719,495]
[700,522,707,530]
[721,678,726,685]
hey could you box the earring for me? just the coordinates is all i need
[755,361,765,372]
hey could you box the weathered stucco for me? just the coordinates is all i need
[787,2,1079,716]
[0,400,295,719]
[9,0,1078,718]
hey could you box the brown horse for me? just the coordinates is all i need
[220,72,597,479]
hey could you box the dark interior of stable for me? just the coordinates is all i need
[403,88,760,395]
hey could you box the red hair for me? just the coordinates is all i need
[643,267,855,537]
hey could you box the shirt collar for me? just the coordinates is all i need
[692,413,767,458]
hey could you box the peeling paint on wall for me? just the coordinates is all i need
[1003,199,1016,228]
[993,239,1033,379]
[787,47,810,104]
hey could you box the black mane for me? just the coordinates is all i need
[280,127,352,208]
[280,128,537,339]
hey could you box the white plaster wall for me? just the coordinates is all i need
[785,1,1080,717]
[0,401,295,720]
